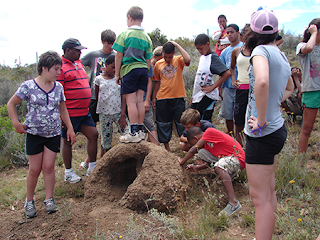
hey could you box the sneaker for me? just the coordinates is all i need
[219,201,241,216]
[120,132,142,143]
[138,130,147,141]
[24,199,37,218]
[86,168,91,177]
[79,161,88,169]
[44,198,57,214]
[64,169,82,183]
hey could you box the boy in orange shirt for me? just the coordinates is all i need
[152,41,191,151]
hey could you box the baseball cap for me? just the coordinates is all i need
[250,9,278,34]
[62,38,87,51]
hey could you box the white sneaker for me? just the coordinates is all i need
[138,130,147,140]
[120,132,142,143]
[64,169,82,183]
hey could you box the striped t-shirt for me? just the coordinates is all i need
[112,26,153,77]
[57,56,91,117]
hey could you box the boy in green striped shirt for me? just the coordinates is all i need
[113,6,153,143]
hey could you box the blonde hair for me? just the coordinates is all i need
[180,108,201,126]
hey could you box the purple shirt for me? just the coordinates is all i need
[15,79,66,137]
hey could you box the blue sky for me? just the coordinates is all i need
[0,0,319,66]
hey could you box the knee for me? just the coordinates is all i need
[28,168,41,178]
[180,142,191,152]
[249,189,269,207]
[42,164,55,175]
[301,125,313,136]
[88,129,99,141]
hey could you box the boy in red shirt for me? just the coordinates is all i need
[178,126,245,216]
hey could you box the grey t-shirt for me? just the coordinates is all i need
[245,45,291,137]
[296,42,320,92]
[81,50,115,99]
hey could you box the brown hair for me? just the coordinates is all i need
[180,108,201,126]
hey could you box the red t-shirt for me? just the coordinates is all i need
[201,128,245,169]
[57,56,91,117]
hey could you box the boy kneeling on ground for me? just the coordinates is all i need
[177,126,245,216]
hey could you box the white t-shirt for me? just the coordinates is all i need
[94,75,121,115]
[296,42,320,92]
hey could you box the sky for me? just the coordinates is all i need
[1,0,319,66]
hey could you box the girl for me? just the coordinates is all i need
[244,10,293,240]
[7,51,75,218]
[297,18,320,153]
[230,24,251,146]
[94,54,128,158]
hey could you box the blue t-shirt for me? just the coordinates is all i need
[220,42,243,88]
[244,45,291,137]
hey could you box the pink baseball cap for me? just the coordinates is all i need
[250,9,278,34]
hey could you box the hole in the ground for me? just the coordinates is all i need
[109,157,138,188]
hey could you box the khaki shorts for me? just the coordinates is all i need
[198,148,240,174]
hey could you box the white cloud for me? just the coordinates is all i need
[0,0,318,66]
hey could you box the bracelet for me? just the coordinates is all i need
[250,122,267,136]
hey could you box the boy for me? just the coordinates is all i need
[81,29,116,123]
[112,6,153,143]
[177,126,245,216]
[153,41,191,152]
[58,38,98,180]
[219,24,242,134]
[212,15,230,56]
[180,108,216,152]
[80,29,116,169]
[192,34,231,122]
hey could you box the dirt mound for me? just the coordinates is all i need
[85,141,188,213]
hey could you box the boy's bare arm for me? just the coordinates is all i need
[95,85,99,101]
[152,80,160,109]
[115,51,123,85]
[180,135,188,143]
[202,70,231,93]
[230,48,240,88]
[178,139,207,165]
[7,94,26,134]
[169,41,191,66]
[282,76,294,103]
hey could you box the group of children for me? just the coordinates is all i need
[6,7,320,240]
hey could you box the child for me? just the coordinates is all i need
[112,6,153,143]
[94,54,129,157]
[212,15,230,56]
[230,24,251,146]
[177,126,245,216]
[153,41,191,152]
[192,34,231,122]
[179,108,216,152]
[297,18,320,153]
[244,10,292,239]
[7,51,76,218]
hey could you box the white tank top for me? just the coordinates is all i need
[236,49,250,85]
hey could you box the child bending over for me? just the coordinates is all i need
[177,126,245,216]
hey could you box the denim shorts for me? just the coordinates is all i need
[121,68,148,95]
[61,112,96,138]
[219,87,236,120]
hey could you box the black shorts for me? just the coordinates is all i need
[245,125,287,165]
[26,134,61,155]
[89,99,99,123]
[191,95,216,122]
[234,89,249,126]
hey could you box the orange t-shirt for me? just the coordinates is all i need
[154,55,187,100]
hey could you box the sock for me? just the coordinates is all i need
[88,162,97,172]
[131,123,139,134]
[138,124,143,131]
